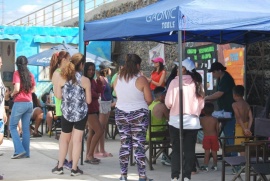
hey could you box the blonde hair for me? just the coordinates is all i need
[61,53,86,84]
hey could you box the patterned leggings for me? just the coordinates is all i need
[115,108,149,177]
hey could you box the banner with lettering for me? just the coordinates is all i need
[149,43,165,65]
[185,44,217,91]
[223,48,245,86]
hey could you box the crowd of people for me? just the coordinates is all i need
[0,52,254,181]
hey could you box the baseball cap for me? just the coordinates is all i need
[208,62,226,72]
[152,57,164,63]
[99,61,115,70]
[174,58,195,72]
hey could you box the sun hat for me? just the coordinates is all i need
[174,58,196,72]
[208,62,226,72]
[99,61,115,70]
[152,57,164,63]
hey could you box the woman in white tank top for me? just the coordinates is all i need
[113,54,153,181]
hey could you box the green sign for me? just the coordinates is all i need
[185,44,217,62]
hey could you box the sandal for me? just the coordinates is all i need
[84,159,100,165]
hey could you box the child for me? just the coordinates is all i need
[200,102,219,171]
[232,85,253,156]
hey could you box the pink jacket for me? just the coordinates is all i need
[165,75,204,116]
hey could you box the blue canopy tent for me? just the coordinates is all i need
[84,0,270,180]
[84,0,270,44]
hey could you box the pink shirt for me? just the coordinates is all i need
[165,75,204,117]
[13,71,36,102]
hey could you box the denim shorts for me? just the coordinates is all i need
[0,119,4,134]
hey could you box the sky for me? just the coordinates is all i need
[1,0,63,24]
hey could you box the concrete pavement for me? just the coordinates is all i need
[0,133,237,181]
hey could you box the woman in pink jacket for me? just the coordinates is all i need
[165,58,204,181]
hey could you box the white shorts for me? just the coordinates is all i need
[99,101,111,114]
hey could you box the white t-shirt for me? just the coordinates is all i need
[169,114,201,129]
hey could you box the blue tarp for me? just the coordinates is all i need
[84,0,270,44]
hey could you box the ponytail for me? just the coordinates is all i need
[188,69,205,98]
[61,62,76,84]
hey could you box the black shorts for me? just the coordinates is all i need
[61,115,87,133]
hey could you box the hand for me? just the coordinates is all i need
[243,129,252,136]
[3,114,7,124]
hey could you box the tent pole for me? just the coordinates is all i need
[79,0,85,54]
[177,30,184,181]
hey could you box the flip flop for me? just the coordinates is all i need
[84,159,100,165]
[94,153,107,158]
[103,152,113,157]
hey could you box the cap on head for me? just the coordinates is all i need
[152,57,164,64]
[174,58,196,72]
[99,61,115,70]
[208,62,226,72]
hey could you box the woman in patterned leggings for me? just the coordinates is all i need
[113,54,153,181]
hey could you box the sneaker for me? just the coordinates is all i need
[211,165,218,171]
[64,161,72,170]
[52,166,64,175]
[161,154,171,166]
[71,167,83,176]
[119,175,127,181]
[171,178,179,181]
[184,178,190,181]
[200,165,208,172]
[11,152,26,159]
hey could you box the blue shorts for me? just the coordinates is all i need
[0,119,4,134]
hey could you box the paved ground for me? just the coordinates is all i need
[0,132,240,181]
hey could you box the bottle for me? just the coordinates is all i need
[49,91,54,104]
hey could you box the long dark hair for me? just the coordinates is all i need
[84,62,95,80]
[187,69,205,98]
[32,93,41,108]
[119,54,142,82]
[153,62,165,74]
[16,56,33,93]
[166,65,178,88]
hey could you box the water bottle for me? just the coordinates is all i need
[49,91,54,104]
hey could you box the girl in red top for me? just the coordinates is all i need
[148,57,166,98]
[10,56,36,159]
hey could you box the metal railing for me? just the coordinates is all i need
[7,0,116,26]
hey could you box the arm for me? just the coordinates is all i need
[205,91,224,101]
[248,107,253,130]
[151,70,166,87]
[162,104,170,121]
[82,76,92,104]
[215,119,219,136]
[232,103,251,136]
[165,82,174,109]
[54,76,64,100]
[11,83,20,97]
[136,76,152,105]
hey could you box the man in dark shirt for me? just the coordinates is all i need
[205,62,236,153]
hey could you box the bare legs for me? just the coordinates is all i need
[31,107,43,135]
[86,114,103,160]
[95,112,112,157]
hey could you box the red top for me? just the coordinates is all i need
[150,70,166,90]
[12,71,36,102]
[88,78,103,114]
